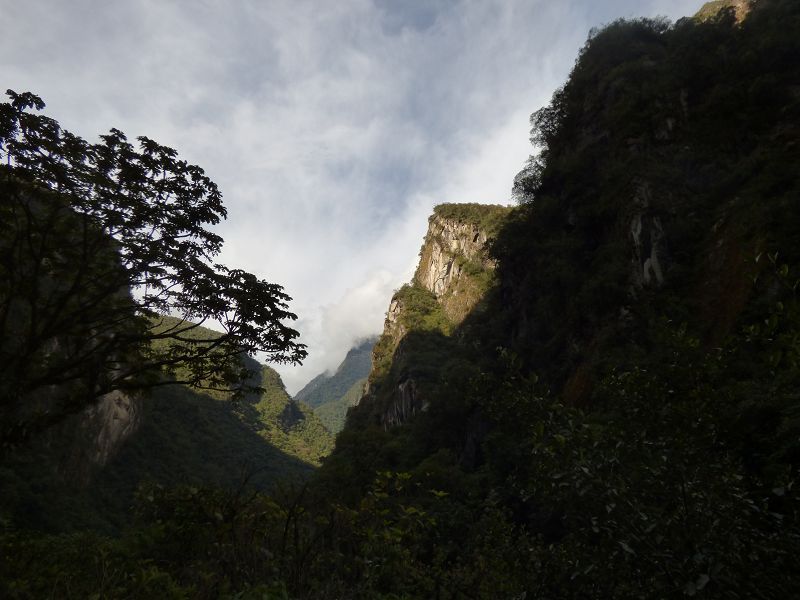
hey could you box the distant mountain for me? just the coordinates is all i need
[294,336,376,413]
[313,377,367,434]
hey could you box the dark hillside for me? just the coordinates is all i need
[318,1,800,596]
[3,1,800,597]
[0,319,331,534]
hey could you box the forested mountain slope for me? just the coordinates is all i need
[0,319,331,533]
[294,336,376,434]
[318,1,800,595]
[2,1,800,597]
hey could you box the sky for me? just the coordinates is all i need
[2,0,702,394]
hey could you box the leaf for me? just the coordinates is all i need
[696,574,710,591]
[619,541,635,555]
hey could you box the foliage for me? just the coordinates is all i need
[313,377,366,435]
[496,0,800,391]
[294,336,375,409]
[252,367,334,465]
[4,1,800,597]
[394,285,451,334]
[432,203,512,238]
[0,91,305,445]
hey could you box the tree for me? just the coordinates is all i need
[0,90,306,446]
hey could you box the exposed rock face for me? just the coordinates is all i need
[415,214,493,296]
[60,390,142,485]
[384,297,407,345]
[629,181,666,288]
[382,379,426,428]
[695,0,751,23]
[87,391,141,467]
[413,210,502,324]
[356,204,511,430]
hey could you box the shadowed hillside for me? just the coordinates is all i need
[2,1,800,597]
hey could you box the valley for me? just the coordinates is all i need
[1,0,799,597]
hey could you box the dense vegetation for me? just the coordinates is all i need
[313,377,367,434]
[294,337,376,434]
[0,92,305,447]
[321,1,800,595]
[2,0,800,597]
[431,203,512,239]
[0,320,330,535]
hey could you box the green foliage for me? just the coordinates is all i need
[433,203,512,238]
[252,367,334,465]
[314,377,366,434]
[394,284,452,334]
[0,530,193,599]
[4,2,800,597]
[366,284,453,396]
[496,0,800,390]
[294,336,375,409]
[0,91,305,446]
[481,292,800,596]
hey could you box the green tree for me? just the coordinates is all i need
[0,90,306,446]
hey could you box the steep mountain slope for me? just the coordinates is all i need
[313,377,367,434]
[351,203,511,430]
[253,366,334,463]
[292,337,376,434]
[0,319,332,533]
[294,336,376,409]
[695,0,751,21]
[3,2,800,598]
[144,316,333,467]
[318,2,800,596]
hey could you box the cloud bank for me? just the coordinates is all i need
[2,0,702,392]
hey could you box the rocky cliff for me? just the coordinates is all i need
[413,207,508,324]
[59,390,142,485]
[354,203,511,429]
[695,0,751,22]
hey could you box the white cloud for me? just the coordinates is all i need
[1,0,704,394]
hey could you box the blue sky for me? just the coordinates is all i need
[2,0,702,392]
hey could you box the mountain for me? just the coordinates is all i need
[0,319,333,533]
[350,203,511,430]
[292,336,377,434]
[695,0,751,22]
[3,1,800,597]
[313,377,367,435]
[319,2,800,595]
[294,336,376,409]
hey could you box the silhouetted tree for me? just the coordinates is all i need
[0,90,306,445]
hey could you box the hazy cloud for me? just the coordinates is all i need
[2,0,702,393]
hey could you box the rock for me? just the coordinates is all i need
[356,204,511,428]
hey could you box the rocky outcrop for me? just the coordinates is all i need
[415,214,492,296]
[383,297,407,346]
[58,390,142,485]
[694,0,751,23]
[629,180,666,288]
[382,379,426,428]
[413,206,508,324]
[356,203,511,430]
